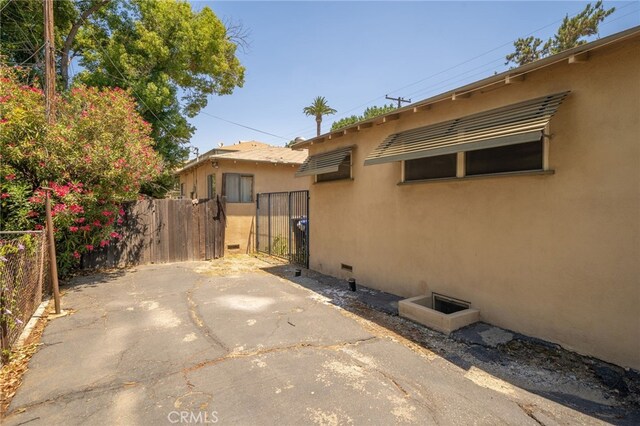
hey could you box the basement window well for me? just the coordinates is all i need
[432,293,470,314]
[399,292,479,334]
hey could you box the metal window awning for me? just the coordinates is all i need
[296,146,352,177]
[364,92,569,166]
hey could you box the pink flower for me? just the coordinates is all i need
[1,193,10,199]
[99,240,109,247]
[69,204,84,214]
[73,251,80,259]
[93,220,102,228]
[80,225,91,232]
[34,224,44,230]
[118,208,125,216]
[110,232,121,239]
[102,210,113,217]
[74,217,86,224]
[53,203,66,214]
[117,218,124,225]
[50,183,70,198]
[85,245,94,251]
[5,173,15,181]
[69,226,79,232]
[26,210,38,218]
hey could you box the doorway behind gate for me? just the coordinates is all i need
[256,190,309,267]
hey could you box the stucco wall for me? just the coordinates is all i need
[304,38,640,369]
[179,160,308,253]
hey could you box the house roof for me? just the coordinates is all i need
[292,25,640,149]
[175,146,308,175]
[223,141,271,151]
[210,146,308,164]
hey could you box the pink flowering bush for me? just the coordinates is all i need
[0,66,162,274]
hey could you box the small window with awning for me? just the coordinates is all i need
[364,92,569,169]
[296,146,353,182]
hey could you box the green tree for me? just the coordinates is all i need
[0,0,246,197]
[0,66,162,273]
[331,103,397,131]
[303,96,337,136]
[505,1,615,67]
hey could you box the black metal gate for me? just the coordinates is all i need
[256,190,309,267]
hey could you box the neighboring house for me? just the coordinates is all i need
[293,27,640,369]
[176,142,309,253]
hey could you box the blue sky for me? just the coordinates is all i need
[187,1,639,154]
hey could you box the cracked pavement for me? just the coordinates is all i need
[4,260,610,425]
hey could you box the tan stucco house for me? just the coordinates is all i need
[176,141,309,253]
[293,27,640,369]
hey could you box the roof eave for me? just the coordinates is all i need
[293,25,640,149]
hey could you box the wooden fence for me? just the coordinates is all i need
[82,197,225,269]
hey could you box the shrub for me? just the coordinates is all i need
[0,66,162,274]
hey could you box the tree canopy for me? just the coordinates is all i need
[505,1,615,67]
[0,0,246,196]
[303,96,337,136]
[331,104,397,131]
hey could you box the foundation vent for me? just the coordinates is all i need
[227,244,240,250]
[341,263,353,272]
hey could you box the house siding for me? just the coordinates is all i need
[304,36,640,369]
[179,161,307,253]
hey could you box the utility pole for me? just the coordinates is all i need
[44,0,56,123]
[43,0,61,314]
[385,94,411,109]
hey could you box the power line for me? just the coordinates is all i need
[197,110,288,140]
[385,95,411,109]
[283,2,636,140]
[80,17,185,149]
[0,0,13,14]
[78,17,288,147]
[14,43,45,66]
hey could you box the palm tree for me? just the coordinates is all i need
[303,96,337,136]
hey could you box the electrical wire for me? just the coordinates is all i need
[197,110,288,141]
[0,0,13,14]
[282,2,638,140]
[13,43,45,66]
[79,17,288,148]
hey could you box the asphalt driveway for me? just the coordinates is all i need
[4,258,607,425]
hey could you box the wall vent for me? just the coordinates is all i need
[432,293,470,314]
[227,244,240,250]
[341,263,353,272]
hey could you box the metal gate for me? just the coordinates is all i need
[256,190,309,267]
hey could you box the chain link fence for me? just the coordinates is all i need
[0,231,49,362]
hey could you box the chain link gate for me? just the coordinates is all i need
[256,190,309,267]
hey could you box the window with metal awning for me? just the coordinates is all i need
[295,146,353,178]
[363,92,569,166]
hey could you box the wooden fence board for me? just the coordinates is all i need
[82,197,225,269]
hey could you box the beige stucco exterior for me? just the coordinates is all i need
[178,160,308,254]
[300,34,640,369]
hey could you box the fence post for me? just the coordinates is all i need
[288,192,292,263]
[37,232,46,303]
[44,190,61,314]
[255,194,260,253]
[267,194,272,255]
[0,288,8,362]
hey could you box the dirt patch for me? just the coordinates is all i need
[0,301,52,417]
[197,254,286,276]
